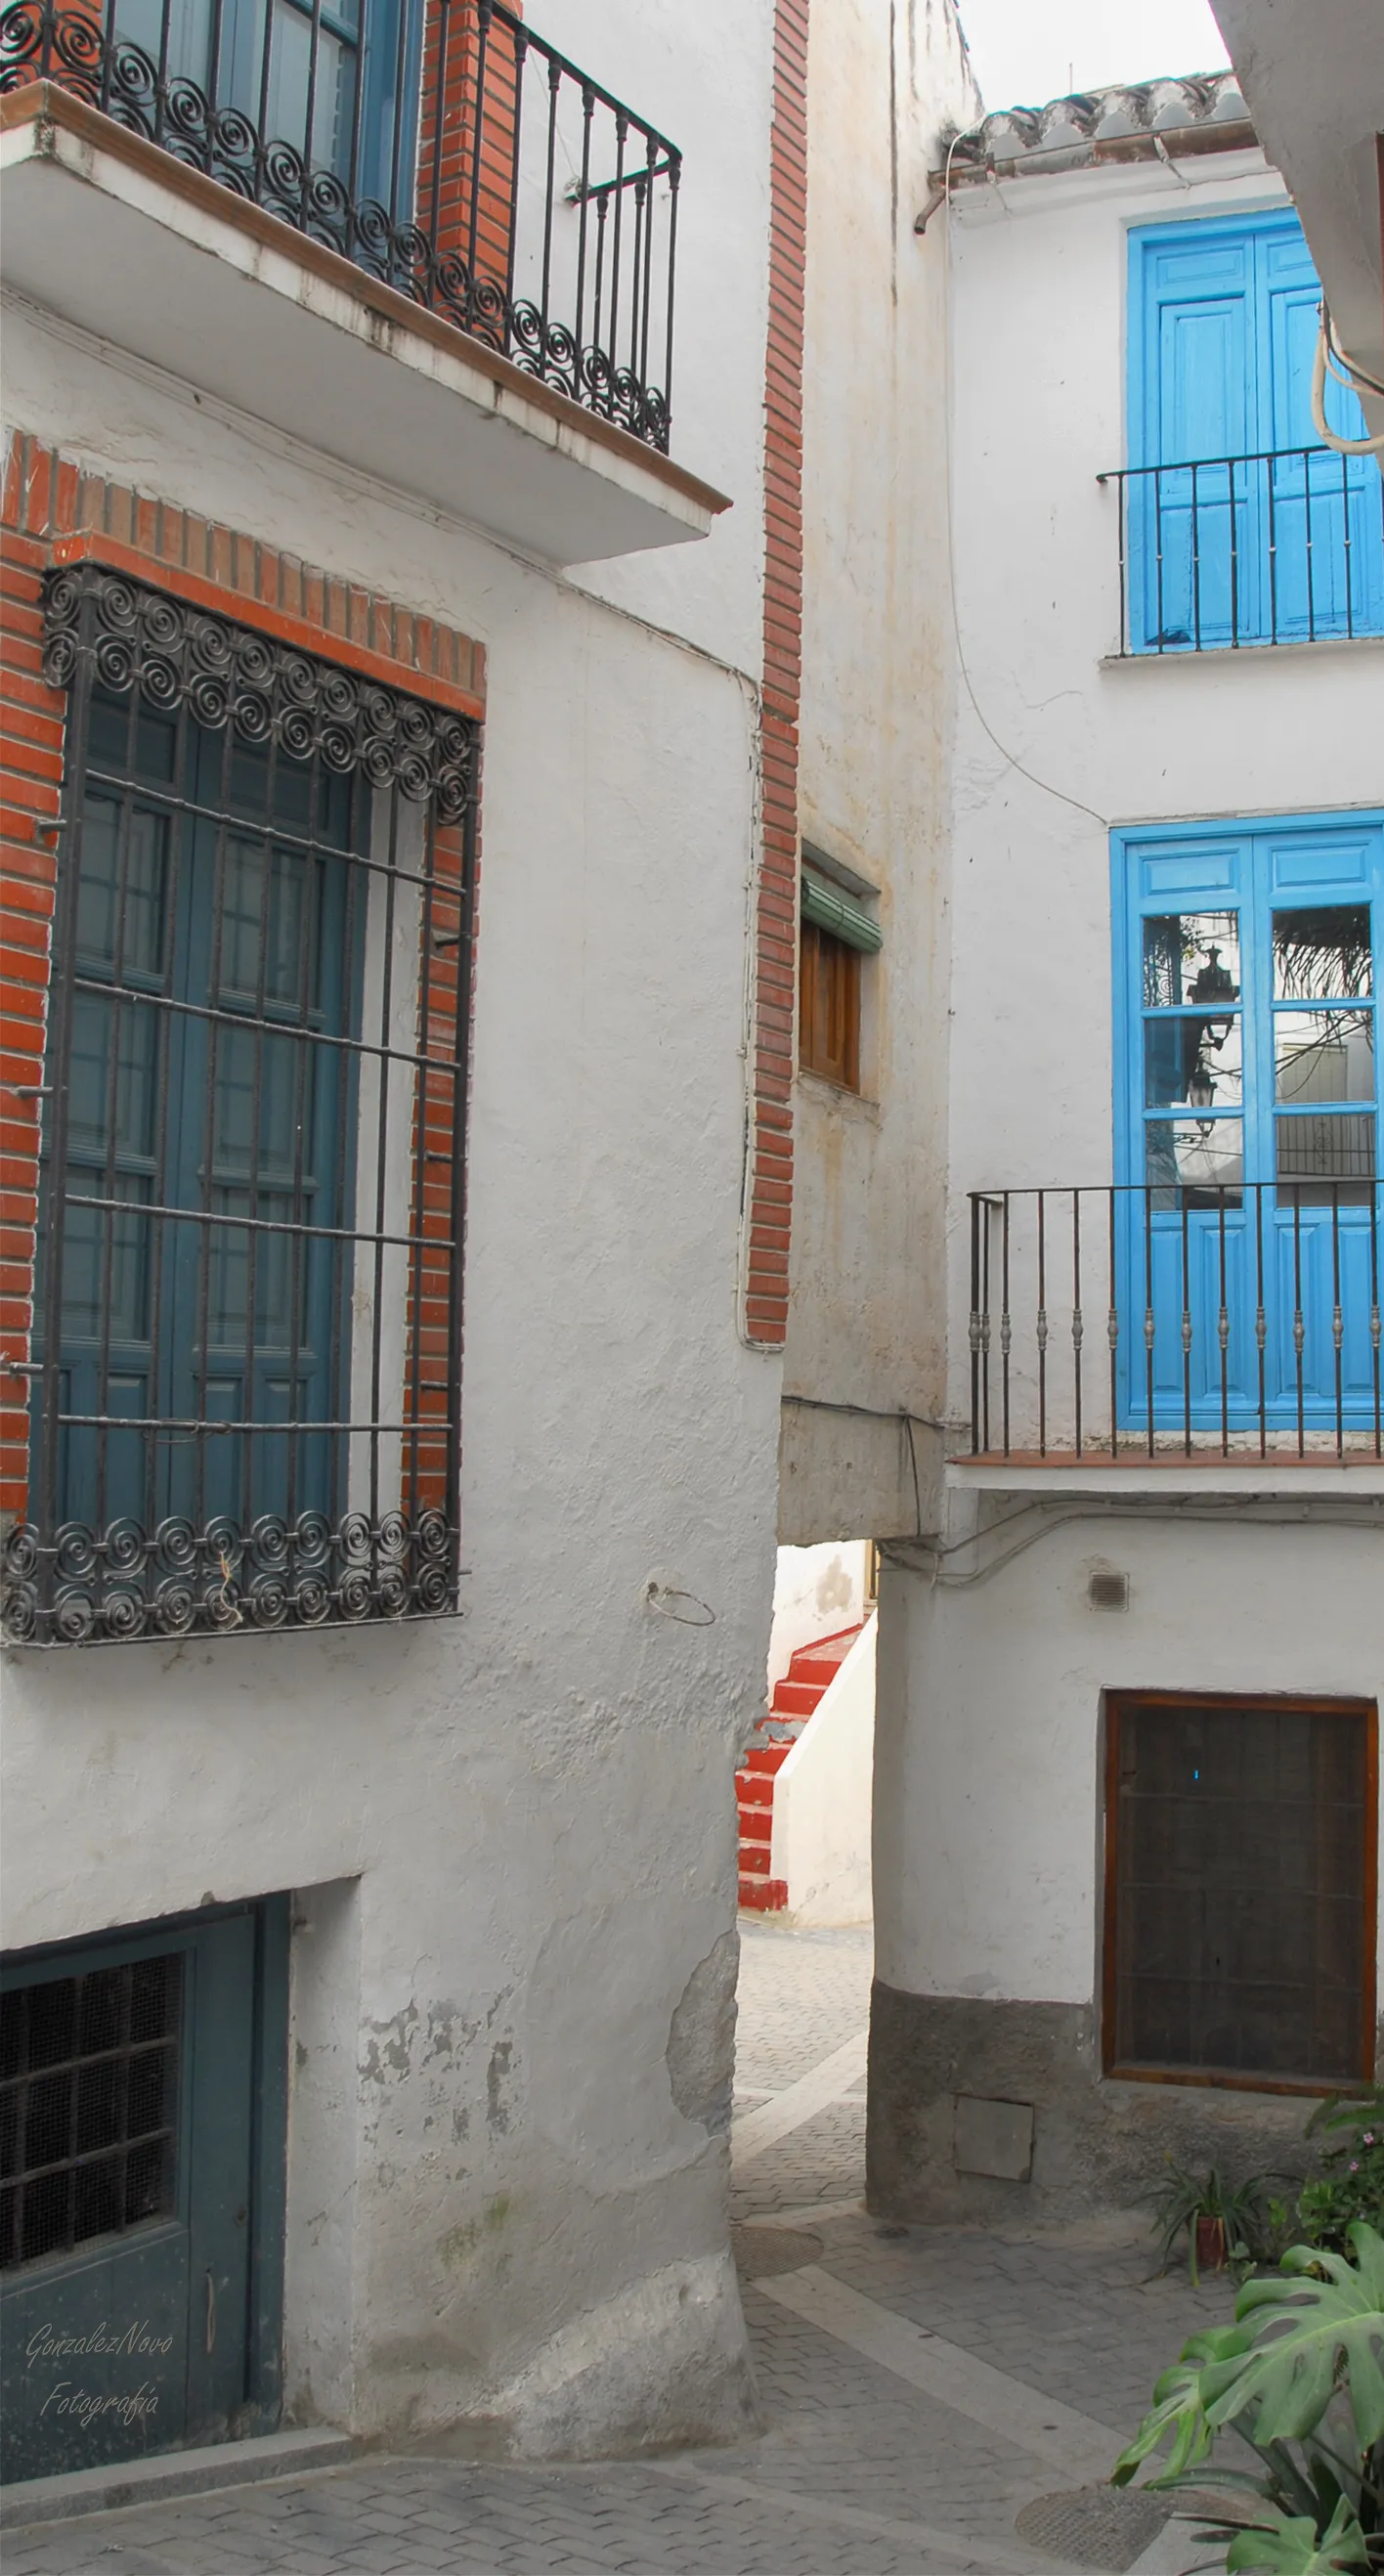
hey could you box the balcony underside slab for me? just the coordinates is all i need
[950,1453,1384,1497]
[0,87,728,567]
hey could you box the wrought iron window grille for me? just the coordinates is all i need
[1099,446,1384,655]
[2,562,477,1646]
[0,0,680,452]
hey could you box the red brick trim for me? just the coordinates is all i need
[744,0,807,1346]
[0,432,484,1525]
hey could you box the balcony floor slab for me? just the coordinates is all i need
[950,1451,1384,1497]
[0,84,728,568]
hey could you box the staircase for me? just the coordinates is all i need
[737,1625,864,1911]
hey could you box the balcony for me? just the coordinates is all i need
[965,1183,1384,1474]
[0,0,725,563]
[1100,446,1384,655]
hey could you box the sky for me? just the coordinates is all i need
[956,0,1232,114]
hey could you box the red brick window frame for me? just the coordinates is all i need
[1,439,485,1645]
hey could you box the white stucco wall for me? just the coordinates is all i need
[771,1610,876,1927]
[0,0,783,2445]
[943,150,1384,1435]
[874,1516,1384,2007]
[781,0,977,1545]
[766,1539,871,1688]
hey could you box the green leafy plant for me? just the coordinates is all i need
[1112,2220,1384,2572]
[1146,2159,1277,2282]
[1296,2097,1384,2257]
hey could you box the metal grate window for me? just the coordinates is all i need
[1,1954,184,2269]
[1104,1694,1374,2087]
[2,564,477,1646]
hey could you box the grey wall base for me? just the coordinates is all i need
[866,1983,1320,2226]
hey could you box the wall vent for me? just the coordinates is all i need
[1088,1570,1129,1612]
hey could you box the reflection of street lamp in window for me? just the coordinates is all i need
[1183,941,1238,1122]
[1187,1052,1216,1136]
[1189,942,1237,1038]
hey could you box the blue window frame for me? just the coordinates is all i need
[1113,812,1383,1431]
[1127,210,1384,650]
[39,690,367,1537]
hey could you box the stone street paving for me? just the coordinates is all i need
[6,1922,1230,2576]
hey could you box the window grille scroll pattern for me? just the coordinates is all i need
[2,564,475,1647]
[40,567,475,819]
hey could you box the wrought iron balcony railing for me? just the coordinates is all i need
[1099,447,1384,655]
[969,1184,1383,1462]
[0,0,680,452]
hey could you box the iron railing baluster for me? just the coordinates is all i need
[1072,1189,1083,1458]
[1217,1186,1230,1455]
[1107,1184,1118,1458]
[969,1195,980,1455]
[1036,1186,1048,1458]
[1143,1178,1154,1459]
[1001,1190,1011,1458]
[1331,1182,1344,1461]
[1181,1187,1192,1456]
[1293,1185,1306,1455]
[1255,1179,1267,1459]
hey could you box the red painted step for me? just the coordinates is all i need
[737,1624,864,1913]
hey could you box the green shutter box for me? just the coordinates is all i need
[800,865,883,954]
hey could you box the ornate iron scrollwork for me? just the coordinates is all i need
[2,1508,457,1645]
[41,565,476,819]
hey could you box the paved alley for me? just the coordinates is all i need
[5,1924,1230,2576]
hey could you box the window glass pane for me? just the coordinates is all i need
[1273,903,1372,1000]
[1274,1008,1374,1104]
[217,842,312,1010]
[1145,1116,1243,1207]
[75,800,170,982]
[1276,1113,1376,1207]
[1144,1014,1242,1111]
[1142,911,1240,1010]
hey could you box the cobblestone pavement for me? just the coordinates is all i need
[8,1922,1229,2576]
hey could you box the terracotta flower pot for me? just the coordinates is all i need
[1194,2214,1228,2275]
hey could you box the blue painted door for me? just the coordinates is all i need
[1116,816,1383,1431]
[37,693,363,1538]
[1,1906,282,2486]
[1128,212,1384,648]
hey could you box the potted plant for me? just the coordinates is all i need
[1112,2219,1384,2571]
[1146,2160,1275,2284]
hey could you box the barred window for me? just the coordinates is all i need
[1103,1693,1375,2088]
[3,566,476,1645]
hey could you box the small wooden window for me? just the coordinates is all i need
[800,919,861,1091]
[1103,1693,1376,2091]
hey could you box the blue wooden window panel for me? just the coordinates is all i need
[1112,812,1384,1430]
[109,0,420,217]
[39,691,366,1533]
[1127,210,1384,649]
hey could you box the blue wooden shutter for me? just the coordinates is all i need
[1130,210,1384,649]
[1130,223,1254,647]
[1261,220,1384,638]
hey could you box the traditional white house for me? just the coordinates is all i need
[866,72,1384,2220]
[0,0,811,2490]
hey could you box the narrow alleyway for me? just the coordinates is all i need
[6,1926,1229,2576]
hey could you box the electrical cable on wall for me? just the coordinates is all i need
[938,133,1111,834]
[1312,305,1384,456]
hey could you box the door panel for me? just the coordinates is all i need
[1,1912,270,2486]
